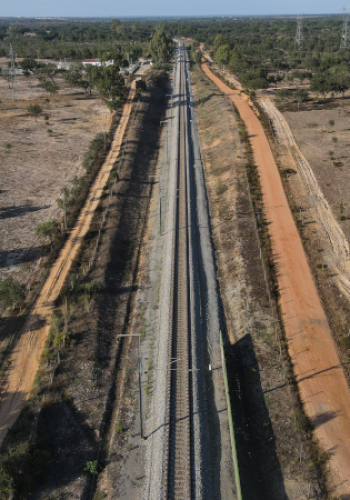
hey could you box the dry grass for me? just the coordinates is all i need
[281,103,350,241]
[0,72,111,288]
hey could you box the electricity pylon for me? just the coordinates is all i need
[340,8,350,49]
[9,44,18,100]
[295,15,303,50]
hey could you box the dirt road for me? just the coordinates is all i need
[0,81,136,446]
[202,62,350,497]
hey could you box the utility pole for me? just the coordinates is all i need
[295,15,303,50]
[117,334,143,439]
[160,120,169,162]
[340,8,350,49]
[63,190,68,231]
[9,44,18,100]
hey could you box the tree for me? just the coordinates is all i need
[26,104,42,118]
[331,69,350,98]
[35,219,60,244]
[295,89,309,108]
[20,58,37,72]
[65,64,93,96]
[40,81,59,96]
[275,88,292,101]
[110,18,121,31]
[136,79,147,91]
[0,277,26,309]
[40,63,60,83]
[310,72,333,98]
[149,28,172,63]
[214,44,231,68]
[82,132,107,169]
[92,65,125,100]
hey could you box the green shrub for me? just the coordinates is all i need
[82,132,107,170]
[0,277,26,308]
[217,185,228,196]
[93,492,107,500]
[238,129,249,141]
[26,104,42,117]
[40,81,59,95]
[275,88,292,101]
[105,98,124,112]
[35,219,60,244]
[136,79,147,91]
[84,460,99,475]
[116,417,123,434]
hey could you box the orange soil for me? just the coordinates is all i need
[0,81,136,446]
[202,62,350,497]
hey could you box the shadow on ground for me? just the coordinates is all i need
[225,333,288,500]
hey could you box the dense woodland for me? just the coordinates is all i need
[1,15,350,96]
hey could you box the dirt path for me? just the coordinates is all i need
[202,62,350,497]
[0,81,136,447]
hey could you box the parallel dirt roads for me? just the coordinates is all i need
[202,62,350,497]
[0,81,136,446]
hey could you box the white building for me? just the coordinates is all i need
[82,59,115,67]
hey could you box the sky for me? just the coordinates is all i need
[0,0,343,19]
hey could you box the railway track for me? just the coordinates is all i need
[162,44,194,500]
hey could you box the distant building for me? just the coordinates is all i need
[57,60,71,70]
[82,59,115,67]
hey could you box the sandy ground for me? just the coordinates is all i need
[282,104,350,242]
[0,73,111,286]
[0,81,136,447]
[202,62,350,499]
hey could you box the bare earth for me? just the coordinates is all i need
[0,81,136,446]
[203,62,350,498]
[282,104,350,241]
[0,73,111,285]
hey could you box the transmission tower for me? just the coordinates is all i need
[295,15,303,49]
[340,8,350,49]
[9,44,18,100]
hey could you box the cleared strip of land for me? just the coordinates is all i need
[0,81,136,446]
[202,61,350,497]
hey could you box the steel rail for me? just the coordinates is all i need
[162,44,194,500]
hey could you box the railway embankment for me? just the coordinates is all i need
[201,60,350,498]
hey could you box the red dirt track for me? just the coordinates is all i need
[202,62,350,497]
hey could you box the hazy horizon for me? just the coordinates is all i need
[0,0,344,20]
